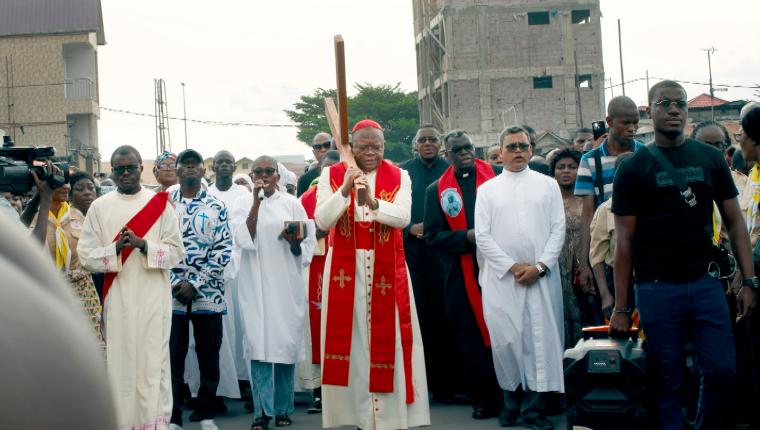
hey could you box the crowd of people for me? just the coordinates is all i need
[3,79,760,430]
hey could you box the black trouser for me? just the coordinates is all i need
[170,313,223,425]
[445,262,501,410]
[404,237,461,396]
[503,386,548,419]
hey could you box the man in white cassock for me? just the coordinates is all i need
[78,145,185,430]
[315,119,430,430]
[231,156,316,430]
[475,126,565,430]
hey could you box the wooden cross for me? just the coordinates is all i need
[332,268,353,288]
[375,276,392,296]
[324,35,367,205]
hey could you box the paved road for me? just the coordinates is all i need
[179,396,567,430]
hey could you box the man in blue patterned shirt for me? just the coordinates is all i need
[168,149,232,430]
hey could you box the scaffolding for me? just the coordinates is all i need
[414,0,447,131]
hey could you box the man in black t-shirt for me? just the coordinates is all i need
[610,80,758,429]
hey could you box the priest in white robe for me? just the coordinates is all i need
[315,119,430,430]
[78,146,185,430]
[474,127,565,430]
[231,156,315,430]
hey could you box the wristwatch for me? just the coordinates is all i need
[741,277,760,290]
[535,264,548,278]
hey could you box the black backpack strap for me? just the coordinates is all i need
[593,149,604,207]
[645,142,698,208]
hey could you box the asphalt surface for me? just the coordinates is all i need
[179,395,568,430]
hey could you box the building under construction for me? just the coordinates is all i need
[413,0,605,153]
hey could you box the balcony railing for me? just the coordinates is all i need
[65,77,96,101]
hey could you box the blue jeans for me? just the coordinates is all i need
[250,361,295,419]
[636,274,736,430]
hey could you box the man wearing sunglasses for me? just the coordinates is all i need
[77,145,185,430]
[475,126,566,430]
[610,80,757,429]
[423,130,502,420]
[297,132,333,196]
[398,124,453,402]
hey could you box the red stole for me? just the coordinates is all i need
[102,191,169,301]
[300,185,326,364]
[322,161,415,403]
[437,159,494,346]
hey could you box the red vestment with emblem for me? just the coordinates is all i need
[437,159,494,346]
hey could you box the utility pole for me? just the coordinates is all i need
[181,82,188,150]
[618,19,625,96]
[702,47,717,121]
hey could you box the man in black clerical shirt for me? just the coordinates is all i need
[398,124,453,402]
[423,130,502,420]
[297,132,332,196]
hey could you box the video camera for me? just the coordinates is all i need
[0,135,69,194]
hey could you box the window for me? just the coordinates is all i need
[571,9,591,24]
[528,11,550,25]
[578,74,592,88]
[533,76,553,89]
[242,162,249,169]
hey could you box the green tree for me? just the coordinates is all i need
[285,83,418,162]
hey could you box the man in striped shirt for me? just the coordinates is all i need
[574,96,645,304]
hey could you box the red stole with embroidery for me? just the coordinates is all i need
[322,161,415,403]
[437,159,494,346]
[301,185,326,364]
[102,191,169,301]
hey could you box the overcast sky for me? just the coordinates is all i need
[97,0,760,162]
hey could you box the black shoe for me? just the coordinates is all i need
[472,407,489,419]
[274,415,292,427]
[307,397,322,414]
[498,408,520,427]
[522,414,553,430]
[251,416,269,430]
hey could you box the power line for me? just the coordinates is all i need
[604,77,760,91]
[100,106,297,128]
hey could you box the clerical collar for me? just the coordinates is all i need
[455,168,475,179]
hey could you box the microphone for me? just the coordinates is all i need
[258,189,265,201]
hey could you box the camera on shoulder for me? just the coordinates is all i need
[0,135,69,194]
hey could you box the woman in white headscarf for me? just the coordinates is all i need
[234,173,254,193]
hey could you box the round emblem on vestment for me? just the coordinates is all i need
[440,187,463,218]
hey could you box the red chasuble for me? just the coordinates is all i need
[437,159,494,346]
[322,161,415,403]
[300,185,326,364]
[102,191,169,301]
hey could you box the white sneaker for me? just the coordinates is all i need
[168,424,183,430]
[200,419,220,430]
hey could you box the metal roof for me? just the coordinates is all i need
[0,0,105,45]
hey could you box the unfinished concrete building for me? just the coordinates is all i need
[413,0,605,154]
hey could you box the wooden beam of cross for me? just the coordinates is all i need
[325,35,367,205]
